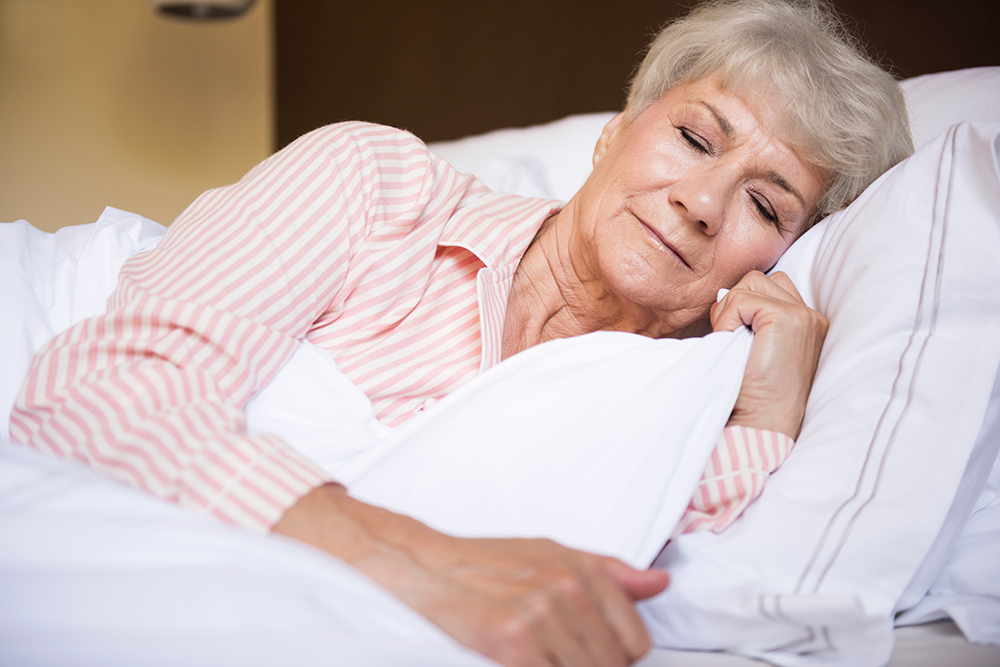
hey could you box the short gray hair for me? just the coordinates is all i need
[627,0,913,224]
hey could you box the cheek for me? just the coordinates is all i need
[717,228,793,280]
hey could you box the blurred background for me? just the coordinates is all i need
[0,0,271,232]
[2,0,997,232]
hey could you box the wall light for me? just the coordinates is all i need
[148,0,257,20]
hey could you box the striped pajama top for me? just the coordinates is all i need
[10,122,792,535]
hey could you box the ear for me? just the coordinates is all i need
[593,112,627,166]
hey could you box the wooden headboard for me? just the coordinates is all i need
[275,0,999,149]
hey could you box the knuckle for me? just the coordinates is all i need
[495,609,536,648]
[803,309,828,335]
[546,569,597,611]
[790,307,813,326]
[526,588,563,624]
[548,567,585,594]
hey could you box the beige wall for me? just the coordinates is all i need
[0,0,272,232]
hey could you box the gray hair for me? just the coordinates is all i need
[627,0,913,224]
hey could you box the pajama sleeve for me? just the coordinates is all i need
[9,122,471,532]
[676,425,796,536]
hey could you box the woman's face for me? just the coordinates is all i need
[569,76,825,336]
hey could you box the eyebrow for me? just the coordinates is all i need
[700,100,736,142]
[699,100,809,209]
[765,170,808,209]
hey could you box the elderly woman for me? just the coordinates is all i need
[11,0,911,665]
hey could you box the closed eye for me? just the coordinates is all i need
[749,191,786,232]
[680,128,710,154]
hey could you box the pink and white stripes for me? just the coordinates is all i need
[11,122,558,532]
[10,121,792,537]
[675,425,795,536]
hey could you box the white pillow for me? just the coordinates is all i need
[640,123,1000,666]
[426,67,1000,658]
[900,67,1000,149]
[428,112,614,201]
[894,404,1000,644]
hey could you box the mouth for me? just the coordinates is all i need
[637,217,691,269]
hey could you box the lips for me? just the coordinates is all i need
[637,216,691,269]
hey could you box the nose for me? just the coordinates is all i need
[668,163,731,236]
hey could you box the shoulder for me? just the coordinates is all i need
[272,121,475,196]
[283,121,435,166]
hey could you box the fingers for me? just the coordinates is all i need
[277,488,663,667]
[766,271,804,302]
[710,270,804,333]
[528,564,639,667]
[472,544,655,667]
[588,563,661,661]
[600,557,670,601]
[482,578,618,667]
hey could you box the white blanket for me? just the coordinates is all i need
[260,329,752,566]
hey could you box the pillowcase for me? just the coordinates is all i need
[428,112,614,201]
[426,67,1000,660]
[639,123,1000,666]
[894,396,1000,644]
[899,67,1000,149]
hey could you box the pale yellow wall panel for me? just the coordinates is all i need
[0,0,272,232]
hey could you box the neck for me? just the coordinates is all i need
[500,206,626,360]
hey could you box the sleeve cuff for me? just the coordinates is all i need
[194,435,336,533]
[674,426,795,537]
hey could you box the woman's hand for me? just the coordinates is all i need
[711,270,828,440]
[274,484,668,667]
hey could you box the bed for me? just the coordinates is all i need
[2,67,1000,666]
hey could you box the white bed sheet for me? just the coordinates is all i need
[0,440,491,667]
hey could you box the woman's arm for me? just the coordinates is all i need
[276,484,667,667]
[10,122,426,529]
[13,119,530,528]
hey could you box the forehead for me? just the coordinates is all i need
[703,72,822,173]
[654,77,824,176]
[654,77,778,135]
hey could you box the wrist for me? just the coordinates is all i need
[272,483,447,593]
[726,410,802,441]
